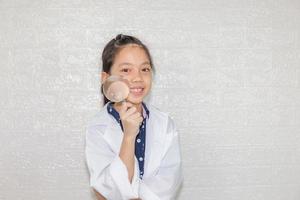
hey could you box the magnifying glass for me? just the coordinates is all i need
[102,75,130,103]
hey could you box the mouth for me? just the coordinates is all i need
[129,86,144,96]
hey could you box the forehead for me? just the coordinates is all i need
[114,45,150,64]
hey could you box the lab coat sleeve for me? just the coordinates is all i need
[85,125,140,200]
[139,117,183,200]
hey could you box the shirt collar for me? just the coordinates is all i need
[142,102,150,119]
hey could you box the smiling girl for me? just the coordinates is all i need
[85,34,183,200]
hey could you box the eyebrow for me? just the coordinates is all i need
[118,61,151,67]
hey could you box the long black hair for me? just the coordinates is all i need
[101,34,154,105]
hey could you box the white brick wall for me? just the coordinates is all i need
[1,0,299,199]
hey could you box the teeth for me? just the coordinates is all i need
[130,88,143,92]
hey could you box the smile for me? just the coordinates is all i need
[130,87,144,96]
[130,88,143,92]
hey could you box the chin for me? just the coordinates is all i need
[126,96,144,104]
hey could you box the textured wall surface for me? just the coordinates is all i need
[1,0,300,199]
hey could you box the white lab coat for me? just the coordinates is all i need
[85,102,183,200]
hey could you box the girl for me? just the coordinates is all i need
[85,34,183,200]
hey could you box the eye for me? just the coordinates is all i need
[142,66,152,72]
[121,68,130,73]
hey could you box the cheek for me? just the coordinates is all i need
[147,73,153,81]
[111,70,131,80]
[122,75,133,82]
[143,76,152,86]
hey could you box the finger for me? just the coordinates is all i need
[120,101,133,115]
[127,111,141,120]
[124,101,133,107]
[130,115,143,125]
[124,111,140,121]
[124,101,134,110]
[122,107,137,119]
[138,116,143,122]
[136,116,144,124]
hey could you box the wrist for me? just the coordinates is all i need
[122,134,136,142]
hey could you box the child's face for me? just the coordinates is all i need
[104,44,153,104]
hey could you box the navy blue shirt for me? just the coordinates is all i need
[107,102,150,179]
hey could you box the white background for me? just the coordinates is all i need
[1,0,300,199]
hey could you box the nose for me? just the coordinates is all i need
[132,70,142,82]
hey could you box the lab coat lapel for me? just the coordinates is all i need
[144,106,168,176]
[102,112,123,154]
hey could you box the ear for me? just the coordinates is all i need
[100,72,109,84]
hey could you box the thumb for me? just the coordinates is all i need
[120,101,133,113]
